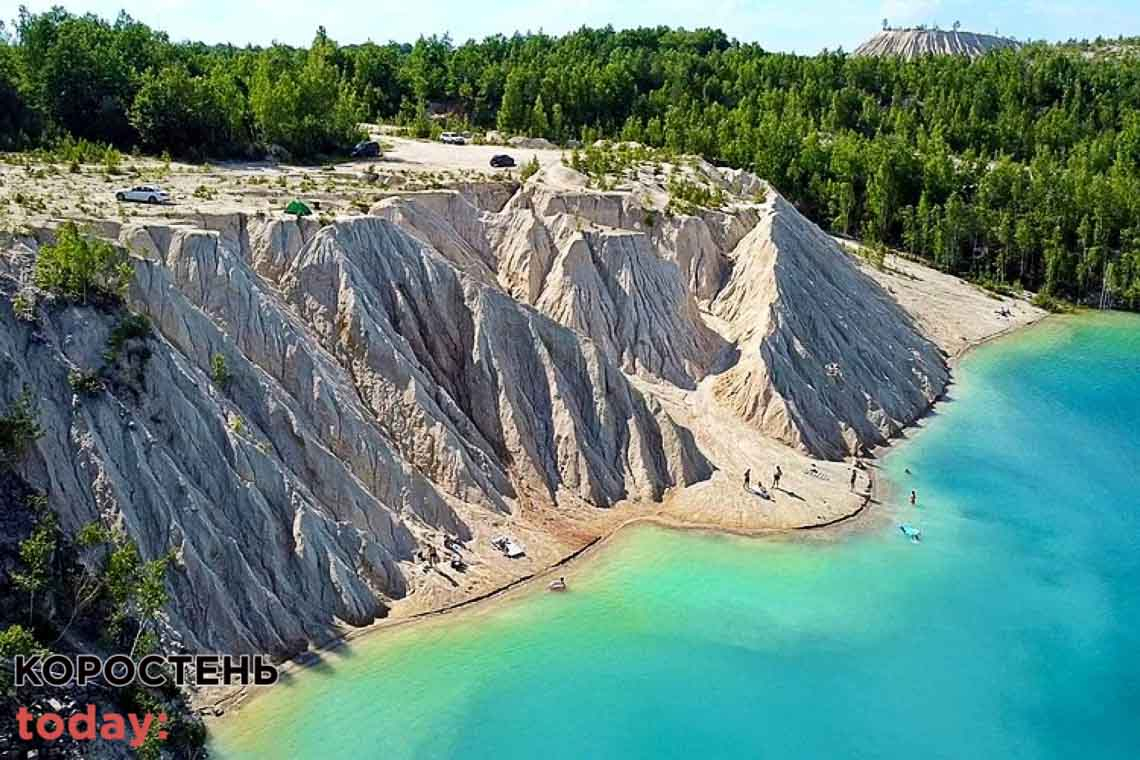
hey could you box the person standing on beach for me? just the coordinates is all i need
[744,468,751,489]
[850,468,858,491]
[772,465,782,490]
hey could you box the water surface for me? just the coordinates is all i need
[212,313,1140,759]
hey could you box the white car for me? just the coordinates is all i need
[440,132,467,145]
[115,184,171,204]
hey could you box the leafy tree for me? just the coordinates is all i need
[13,512,58,625]
[520,154,541,181]
[33,223,132,304]
[497,69,527,134]
[0,387,44,466]
[130,64,243,157]
[249,32,364,158]
[531,94,549,137]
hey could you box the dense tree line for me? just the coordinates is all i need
[2,10,1140,307]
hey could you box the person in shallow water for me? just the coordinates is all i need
[910,490,917,505]
[772,465,782,490]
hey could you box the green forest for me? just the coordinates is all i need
[3,9,1140,307]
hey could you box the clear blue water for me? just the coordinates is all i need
[212,313,1140,759]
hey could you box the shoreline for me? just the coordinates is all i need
[205,309,1052,722]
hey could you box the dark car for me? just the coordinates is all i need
[489,154,516,168]
[351,140,381,158]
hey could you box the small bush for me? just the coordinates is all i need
[68,370,104,396]
[1031,292,1074,313]
[192,185,216,200]
[211,354,231,388]
[973,276,1016,298]
[0,624,44,658]
[105,313,152,364]
[12,292,36,322]
[0,387,44,465]
[520,155,541,182]
[666,176,726,213]
[34,223,132,304]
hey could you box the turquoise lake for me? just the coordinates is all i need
[211,313,1140,759]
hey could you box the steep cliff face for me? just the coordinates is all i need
[0,209,711,656]
[363,172,948,460]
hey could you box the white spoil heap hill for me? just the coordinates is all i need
[1,145,957,655]
[854,28,1020,59]
[374,157,949,459]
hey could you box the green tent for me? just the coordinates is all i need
[285,200,312,216]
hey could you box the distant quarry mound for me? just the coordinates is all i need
[854,28,1020,59]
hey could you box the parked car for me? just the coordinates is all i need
[351,140,381,158]
[489,154,516,168]
[440,132,467,145]
[115,184,170,204]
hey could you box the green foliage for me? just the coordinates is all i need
[0,624,44,658]
[104,312,151,364]
[0,624,45,688]
[1031,291,1075,313]
[400,98,438,139]
[520,154,540,182]
[0,387,44,465]
[68,369,103,395]
[666,175,726,214]
[11,292,36,321]
[0,41,41,149]
[569,142,674,188]
[211,353,231,388]
[3,12,1140,305]
[33,222,132,304]
[12,511,58,623]
[249,30,366,159]
[212,353,231,387]
[130,63,245,158]
[33,135,123,166]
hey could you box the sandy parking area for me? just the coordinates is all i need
[0,134,564,228]
[357,134,565,173]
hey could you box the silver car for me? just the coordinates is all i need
[115,184,171,204]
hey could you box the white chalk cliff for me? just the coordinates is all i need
[0,152,950,656]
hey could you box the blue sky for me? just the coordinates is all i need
[2,0,1136,53]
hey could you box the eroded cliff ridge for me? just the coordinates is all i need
[0,146,955,656]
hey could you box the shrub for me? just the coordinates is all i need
[104,313,152,364]
[211,354,231,388]
[0,624,44,658]
[0,387,44,465]
[12,292,36,321]
[68,370,103,395]
[666,175,726,213]
[520,154,541,182]
[33,223,132,304]
[1031,292,1074,313]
